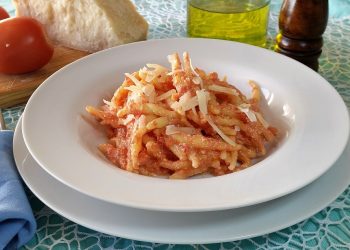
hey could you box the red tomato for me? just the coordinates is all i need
[0,6,10,20]
[0,17,54,74]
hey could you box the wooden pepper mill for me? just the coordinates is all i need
[275,0,328,71]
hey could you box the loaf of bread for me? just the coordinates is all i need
[12,0,148,52]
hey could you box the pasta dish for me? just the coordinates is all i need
[86,52,278,179]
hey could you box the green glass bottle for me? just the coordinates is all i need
[187,0,271,47]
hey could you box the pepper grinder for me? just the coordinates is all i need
[275,0,328,71]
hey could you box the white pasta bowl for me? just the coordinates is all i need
[22,38,349,212]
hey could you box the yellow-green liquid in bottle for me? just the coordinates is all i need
[187,0,270,47]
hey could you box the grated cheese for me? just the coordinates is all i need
[165,125,196,135]
[124,79,156,103]
[196,89,209,115]
[183,96,199,112]
[188,58,203,88]
[146,64,168,72]
[156,89,176,102]
[255,112,269,128]
[192,76,202,85]
[196,89,237,147]
[127,90,144,104]
[167,54,177,65]
[138,67,148,80]
[191,106,198,116]
[138,115,147,128]
[180,91,192,103]
[124,85,141,92]
[238,104,257,122]
[171,92,199,113]
[167,69,183,76]
[208,84,238,96]
[121,114,135,125]
[206,115,237,147]
[103,99,116,110]
[142,84,156,103]
[171,97,199,112]
[170,101,181,110]
[144,64,169,82]
[125,73,143,87]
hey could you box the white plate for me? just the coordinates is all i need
[22,38,349,212]
[14,117,350,244]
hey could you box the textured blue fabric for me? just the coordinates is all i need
[270,0,350,19]
[0,131,36,250]
[329,0,350,18]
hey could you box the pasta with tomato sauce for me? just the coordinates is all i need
[86,52,278,179]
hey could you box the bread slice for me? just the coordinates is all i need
[13,0,148,52]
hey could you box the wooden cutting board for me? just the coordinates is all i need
[0,46,89,108]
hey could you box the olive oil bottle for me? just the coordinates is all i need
[187,0,270,47]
